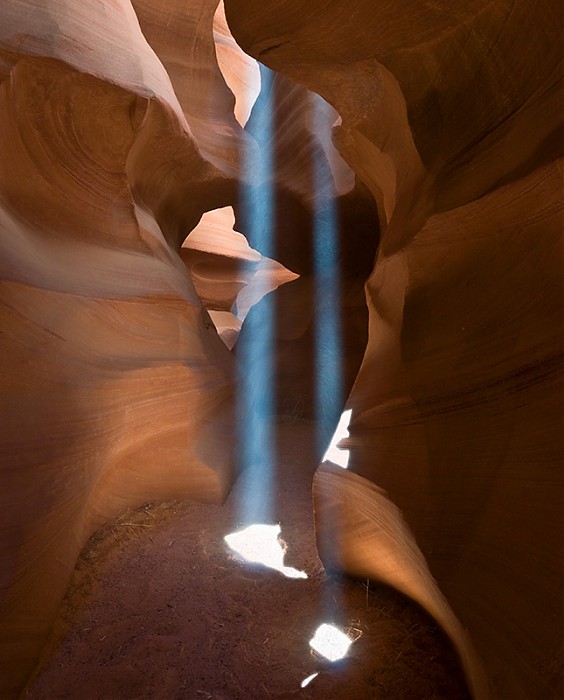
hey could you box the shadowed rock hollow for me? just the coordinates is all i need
[0,1,562,698]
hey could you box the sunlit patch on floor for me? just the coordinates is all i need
[322,408,352,468]
[309,623,353,661]
[300,672,319,688]
[224,524,308,579]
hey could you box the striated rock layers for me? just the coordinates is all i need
[0,0,562,698]
[0,1,244,695]
[225,0,563,698]
[0,1,374,695]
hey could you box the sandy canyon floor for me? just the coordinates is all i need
[24,421,470,699]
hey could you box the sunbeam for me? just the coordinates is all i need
[311,92,344,457]
[235,65,276,524]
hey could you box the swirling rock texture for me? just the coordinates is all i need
[0,0,249,695]
[0,1,562,699]
[0,1,374,696]
[224,0,563,698]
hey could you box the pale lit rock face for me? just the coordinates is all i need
[181,206,299,344]
[213,1,261,128]
[226,1,563,698]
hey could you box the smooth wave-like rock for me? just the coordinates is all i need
[0,2,240,696]
[225,0,563,697]
[181,206,299,343]
[131,0,250,178]
[1,0,561,697]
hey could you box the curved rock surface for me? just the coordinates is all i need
[0,0,562,698]
[181,205,299,347]
[0,1,373,694]
[225,0,563,697]
[0,2,240,696]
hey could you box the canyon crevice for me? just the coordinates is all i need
[1,1,562,698]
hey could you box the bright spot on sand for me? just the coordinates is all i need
[300,672,319,688]
[224,524,308,579]
[309,624,353,662]
[322,409,352,468]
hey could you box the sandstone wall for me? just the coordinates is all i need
[0,0,562,697]
[0,2,240,695]
[225,0,563,696]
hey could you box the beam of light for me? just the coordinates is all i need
[300,673,319,688]
[235,64,276,524]
[310,92,344,458]
[224,524,308,579]
[309,624,353,662]
[322,408,352,468]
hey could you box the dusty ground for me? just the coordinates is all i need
[24,421,470,699]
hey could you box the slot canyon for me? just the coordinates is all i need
[0,1,562,698]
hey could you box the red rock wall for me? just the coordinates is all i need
[0,2,239,695]
[0,0,562,697]
[225,0,563,697]
[0,2,373,694]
